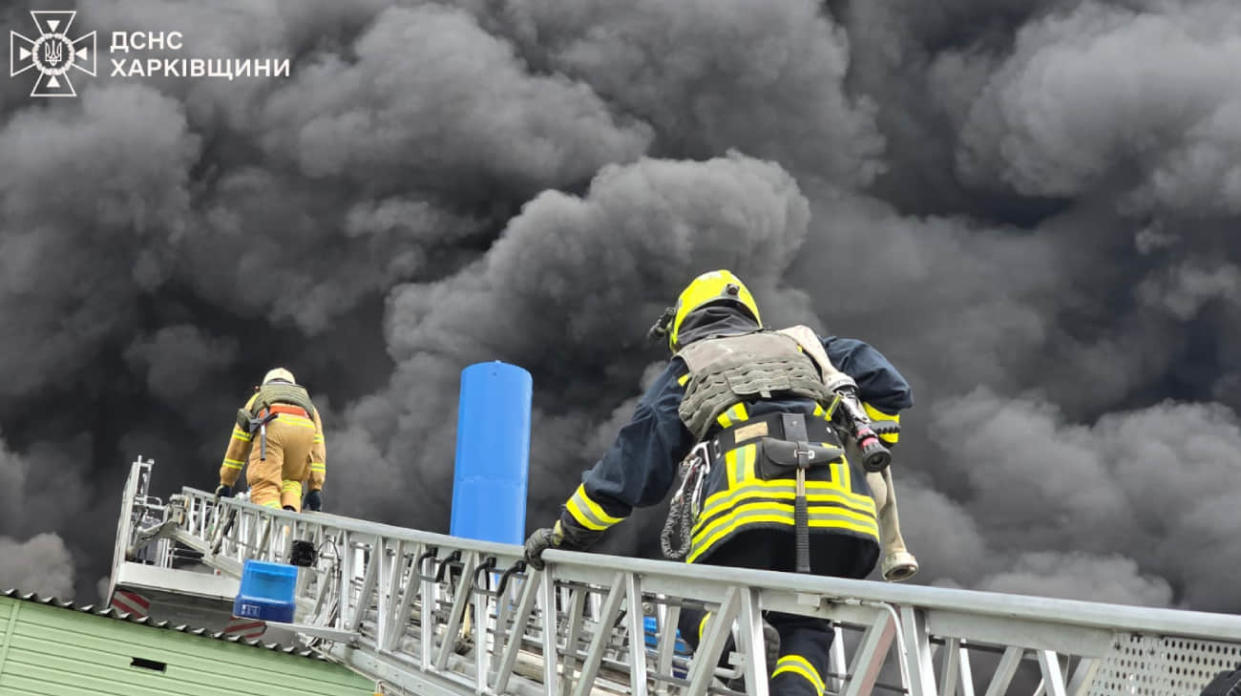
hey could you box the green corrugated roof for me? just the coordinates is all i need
[0,594,374,696]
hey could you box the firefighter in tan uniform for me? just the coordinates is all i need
[217,368,326,512]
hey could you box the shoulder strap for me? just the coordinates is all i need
[777,326,835,378]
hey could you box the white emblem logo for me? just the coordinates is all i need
[10,10,96,97]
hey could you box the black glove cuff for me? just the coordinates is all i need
[557,516,604,552]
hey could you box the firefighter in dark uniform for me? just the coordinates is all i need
[524,270,913,696]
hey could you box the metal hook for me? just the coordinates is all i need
[434,550,462,584]
[472,557,497,593]
[495,560,526,598]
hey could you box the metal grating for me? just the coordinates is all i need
[1091,633,1241,695]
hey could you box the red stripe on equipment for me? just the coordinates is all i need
[225,617,267,639]
[110,591,148,617]
[119,590,151,610]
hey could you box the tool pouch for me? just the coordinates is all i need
[754,413,843,480]
[758,438,843,478]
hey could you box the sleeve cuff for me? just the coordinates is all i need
[863,402,900,445]
[564,484,627,531]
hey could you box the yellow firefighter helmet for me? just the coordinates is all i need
[262,367,296,385]
[667,270,761,351]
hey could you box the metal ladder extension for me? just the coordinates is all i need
[114,458,1241,696]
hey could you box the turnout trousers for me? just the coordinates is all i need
[677,528,878,696]
[246,414,316,511]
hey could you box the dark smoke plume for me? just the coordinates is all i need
[2,0,1240,617]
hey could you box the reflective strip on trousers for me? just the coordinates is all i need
[773,654,826,695]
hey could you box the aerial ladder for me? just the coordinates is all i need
[110,457,1241,696]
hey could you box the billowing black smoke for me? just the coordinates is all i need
[2,0,1240,614]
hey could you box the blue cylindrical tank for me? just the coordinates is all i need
[450,361,532,545]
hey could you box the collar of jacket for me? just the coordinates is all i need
[675,304,761,349]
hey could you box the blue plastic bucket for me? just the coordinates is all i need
[233,559,298,623]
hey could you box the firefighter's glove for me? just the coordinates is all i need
[214,484,233,500]
[304,489,323,512]
[525,519,603,570]
[523,523,564,571]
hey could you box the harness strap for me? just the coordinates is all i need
[712,411,834,453]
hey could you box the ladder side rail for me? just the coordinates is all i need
[537,545,1241,644]
[153,485,1241,696]
[148,485,1241,645]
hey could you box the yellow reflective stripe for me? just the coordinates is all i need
[677,373,691,386]
[231,427,252,442]
[715,402,749,429]
[696,482,875,523]
[692,502,879,552]
[834,457,851,492]
[260,500,281,509]
[863,403,897,421]
[725,447,739,488]
[698,474,876,522]
[692,500,878,547]
[565,485,625,531]
[565,498,606,530]
[309,463,326,471]
[773,655,825,695]
[688,505,878,563]
[864,402,900,444]
[825,393,842,419]
[698,612,711,642]
[277,415,316,429]
[282,480,303,495]
[312,434,325,443]
[577,485,623,524]
[724,445,758,488]
[222,458,244,470]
